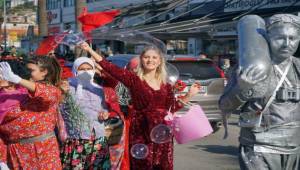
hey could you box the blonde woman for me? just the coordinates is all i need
[80,42,200,170]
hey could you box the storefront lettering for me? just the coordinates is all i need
[224,0,299,12]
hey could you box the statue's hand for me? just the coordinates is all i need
[238,65,267,87]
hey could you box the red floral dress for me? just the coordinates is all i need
[0,83,62,170]
[99,60,182,170]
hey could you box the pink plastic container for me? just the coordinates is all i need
[165,105,213,144]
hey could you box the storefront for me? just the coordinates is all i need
[47,9,62,35]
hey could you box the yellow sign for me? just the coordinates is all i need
[9,32,18,42]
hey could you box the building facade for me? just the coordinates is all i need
[118,0,300,59]
[1,0,38,48]
[39,0,300,59]
[43,0,154,35]
[7,0,37,8]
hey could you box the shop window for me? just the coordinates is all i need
[64,0,74,7]
[46,0,60,10]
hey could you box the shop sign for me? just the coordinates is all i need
[9,32,18,42]
[224,0,300,12]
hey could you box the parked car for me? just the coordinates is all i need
[106,54,137,68]
[168,58,226,132]
[107,55,225,132]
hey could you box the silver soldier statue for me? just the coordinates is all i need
[219,14,300,170]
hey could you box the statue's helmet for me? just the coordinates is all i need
[266,14,300,31]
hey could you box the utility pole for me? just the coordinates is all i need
[74,0,86,58]
[75,0,86,33]
[3,0,7,51]
[38,0,48,37]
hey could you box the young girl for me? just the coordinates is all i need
[0,56,62,170]
[80,42,200,170]
[59,57,111,170]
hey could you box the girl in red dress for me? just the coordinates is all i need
[0,56,62,170]
[80,42,200,170]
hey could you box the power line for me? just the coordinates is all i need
[232,0,267,20]
[168,17,237,33]
[130,0,187,27]
[280,0,300,13]
[112,10,150,28]
[160,0,212,25]
[144,15,232,33]
[194,0,236,23]
[134,0,237,32]
[89,0,156,11]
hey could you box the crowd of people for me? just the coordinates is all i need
[0,40,200,170]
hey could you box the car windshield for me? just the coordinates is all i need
[168,61,222,80]
[108,58,129,68]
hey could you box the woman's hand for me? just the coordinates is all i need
[94,63,103,76]
[79,41,92,52]
[79,42,103,62]
[180,82,201,104]
[0,62,36,92]
[98,112,110,121]
[0,62,21,84]
[59,80,70,94]
[187,82,201,97]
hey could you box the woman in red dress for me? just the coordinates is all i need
[80,42,200,170]
[0,56,62,170]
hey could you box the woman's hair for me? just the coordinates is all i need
[0,59,30,80]
[136,46,167,84]
[27,56,61,86]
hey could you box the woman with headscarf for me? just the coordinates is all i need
[59,57,111,170]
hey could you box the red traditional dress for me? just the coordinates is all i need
[99,59,182,170]
[0,83,62,170]
[102,74,130,170]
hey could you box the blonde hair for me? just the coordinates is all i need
[136,46,168,84]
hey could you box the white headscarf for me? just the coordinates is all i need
[72,57,95,76]
[72,57,99,99]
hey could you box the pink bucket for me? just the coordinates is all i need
[165,105,213,144]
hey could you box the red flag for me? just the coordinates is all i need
[35,33,67,56]
[35,36,57,56]
[58,58,74,79]
[78,8,120,32]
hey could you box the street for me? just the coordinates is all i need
[174,115,240,170]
